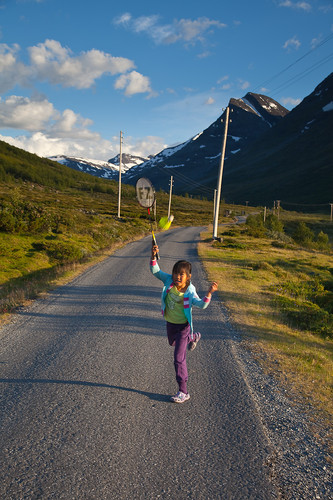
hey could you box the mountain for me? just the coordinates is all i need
[214,72,333,206]
[48,73,333,207]
[125,93,289,195]
[124,74,333,206]
[49,153,148,180]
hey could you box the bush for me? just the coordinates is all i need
[246,214,265,237]
[0,198,61,234]
[265,214,284,233]
[36,240,88,264]
[316,231,330,250]
[292,222,315,246]
[272,278,333,337]
[275,295,332,337]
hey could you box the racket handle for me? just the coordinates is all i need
[152,233,160,260]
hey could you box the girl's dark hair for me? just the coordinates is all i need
[172,260,192,277]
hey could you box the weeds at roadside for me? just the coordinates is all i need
[199,218,333,419]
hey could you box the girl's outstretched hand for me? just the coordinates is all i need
[207,281,218,297]
[151,244,159,259]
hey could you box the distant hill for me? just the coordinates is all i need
[48,153,149,180]
[217,72,333,206]
[124,73,333,207]
[0,140,117,194]
[3,73,332,209]
[125,92,289,196]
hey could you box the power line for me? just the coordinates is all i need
[153,162,215,196]
[281,201,331,207]
[270,52,333,96]
[253,32,333,93]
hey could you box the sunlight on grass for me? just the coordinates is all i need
[199,224,333,420]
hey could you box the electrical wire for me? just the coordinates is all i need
[281,202,331,207]
[270,52,333,96]
[153,161,215,196]
[253,32,333,93]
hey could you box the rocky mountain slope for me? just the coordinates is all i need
[214,72,333,206]
[49,73,333,207]
[49,153,149,180]
[125,93,289,196]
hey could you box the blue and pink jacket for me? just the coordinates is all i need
[150,259,211,336]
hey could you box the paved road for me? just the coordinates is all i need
[1,227,277,499]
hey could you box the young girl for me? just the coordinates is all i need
[150,243,218,404]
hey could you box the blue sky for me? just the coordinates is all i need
[0,0,332,160]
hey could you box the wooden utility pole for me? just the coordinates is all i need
[276,200,280,220]
[213,106,230,239]
[213,189,217,218]
[330,203,333,222]
[117,131,123,218]
[168,176,173,218]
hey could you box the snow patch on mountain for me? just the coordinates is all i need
[193,132,203,141]
[323,101,333,112]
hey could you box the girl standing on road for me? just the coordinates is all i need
[150,242,218,404]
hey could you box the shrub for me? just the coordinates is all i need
[36,240,88,264]
[246,214,265,237]
[272,278,333,337]
[0,198,61,234]
[265,214,284,233]
[316,231,330,250]
[292,222,315,246]
[275,295,332,337]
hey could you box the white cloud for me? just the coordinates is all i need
[0,93,165,159]
[114,70,153,96]
[283,36,301,50]
[114,12,132,25]
[238,79,250,90]
[281,96,301,107]
[217,75,229,84]
[0,95,55,130]
[279,1,311,11]
[28,39,135,89]
[0,94,100,141]
[113,13,226,45]
[0,43,30,92]
[205,97,215,105]
[0,130,166,161]
[319,5,333,14]
[197,51,211,59]
[0,40,153,97]
[311,34,323,48]
[123,135,167,157]
[0,131,115,160]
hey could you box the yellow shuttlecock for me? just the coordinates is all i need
[158,215,174,231]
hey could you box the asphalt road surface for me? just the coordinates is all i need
[1,227,278,499]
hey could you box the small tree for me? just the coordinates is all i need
[316,231,329,250]
[292,222,314,246]
[246,214,265,237]
[265,214,284,233]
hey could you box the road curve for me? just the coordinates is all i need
[1,227,277,499]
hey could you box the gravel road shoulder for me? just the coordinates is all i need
[220,309,332,499]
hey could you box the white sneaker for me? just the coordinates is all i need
[170,391,190,403]
[188,332,201,351]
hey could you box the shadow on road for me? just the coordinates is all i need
[0,378,171,403]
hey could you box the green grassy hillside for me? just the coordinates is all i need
[0,140,231,314]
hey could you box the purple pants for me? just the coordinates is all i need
[166,322,191,394]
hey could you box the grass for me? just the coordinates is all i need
[198,218,333,424]
[1,139,332,436]
[1,177,250,317]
